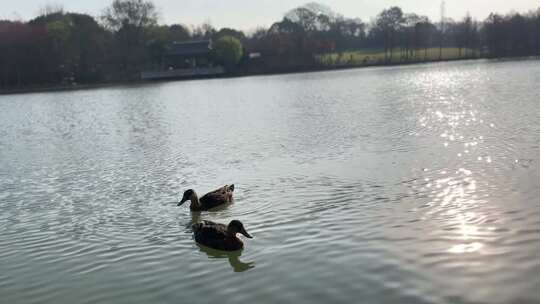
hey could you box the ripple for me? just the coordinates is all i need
[2,59,540,304]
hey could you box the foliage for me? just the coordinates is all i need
[213,28,246,41]
[101,0,159,78]
[1,0,540,89]
[212,36,244,66]
[102,0,158,31]
[371,7,404,61]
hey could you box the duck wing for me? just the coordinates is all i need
[199,185,234,210]
[193,221,227,240]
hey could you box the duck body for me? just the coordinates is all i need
[178,184,234,211]
[192,220,252,251]
[197,185,234,210]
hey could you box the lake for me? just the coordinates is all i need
[1,59,540,304]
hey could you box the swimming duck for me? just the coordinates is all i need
[178,184,234,211]
[193,220,253,251]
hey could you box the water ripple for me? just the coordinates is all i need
[1,59,540,303]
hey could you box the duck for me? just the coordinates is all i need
[192,220,253,251]
[177,184,234,211]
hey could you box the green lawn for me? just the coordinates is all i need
[317,48,481,66]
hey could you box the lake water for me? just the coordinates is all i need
[1,59,540,304]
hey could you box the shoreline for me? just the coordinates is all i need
[1,55,537,96]
[0,81,146,96]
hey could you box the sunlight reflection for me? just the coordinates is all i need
[430,169,491,254]
[448,242,484,254]
[437,172,487,253]
[411,67,506,258]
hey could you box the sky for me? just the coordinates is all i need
[3,0,539,31]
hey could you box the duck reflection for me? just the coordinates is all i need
[197,243,255,273]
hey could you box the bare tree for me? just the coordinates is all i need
[102,0,158,31]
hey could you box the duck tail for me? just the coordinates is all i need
[229,184,235,192]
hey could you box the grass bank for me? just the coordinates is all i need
[317,47,482,66]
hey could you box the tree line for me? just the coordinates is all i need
[1,0,539,89]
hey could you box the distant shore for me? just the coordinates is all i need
[0,81,143,96]
[1,55,537,96]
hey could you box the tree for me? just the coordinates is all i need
[212,36,244,67]
[508,13,528,55]
[456,16,482,58]
[214,28,246,41]
[144,24,191,68]
[289,8,319,32]
[102,0,158,78]
[330,17,365,51]
[454,13,476,58]
[415,21,436,60]
[24,12,110,84]
[68,13,110,82]
[401,13,429,59]
[269,18,303,34]
[0,21,39,86]
[373,7,404,62]
[168,24,190,41]
[192,22,215,39]
[536,9,540,53]
[484,13,506,57]
[102,0,157,31]
[284,2,338,33]
[3,1,540,88]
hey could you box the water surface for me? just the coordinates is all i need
[1,59,540,303]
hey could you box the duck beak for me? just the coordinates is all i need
[177,198,188,206]
[240,227,253,239]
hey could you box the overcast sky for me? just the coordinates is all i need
[3,0,539,31]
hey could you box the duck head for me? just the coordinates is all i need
[178,189,196,206]
[228,220,253,239]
